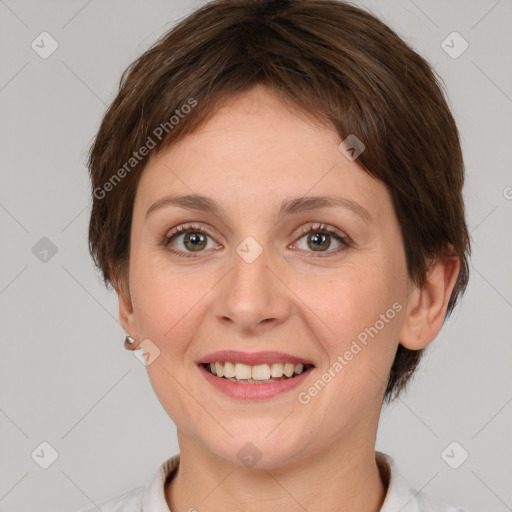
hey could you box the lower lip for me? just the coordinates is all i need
[197,364,314,400]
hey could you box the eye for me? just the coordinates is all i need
[290,223,351,257]
[163,223,219,258]
[162,222,351,259]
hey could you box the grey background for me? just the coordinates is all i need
[0,0,511,511]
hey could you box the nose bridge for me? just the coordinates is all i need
[215,235,289,331]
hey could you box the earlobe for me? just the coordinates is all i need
[399,256,460,351]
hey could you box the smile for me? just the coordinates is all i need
[203,361,312,383]
[198,362,315,400]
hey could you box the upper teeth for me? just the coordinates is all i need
[209,362,306,380]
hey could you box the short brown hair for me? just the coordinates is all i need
[87,0,471,404]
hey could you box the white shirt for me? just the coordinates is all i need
[79,451,466,512]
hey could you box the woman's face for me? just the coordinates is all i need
[120,85,414,467]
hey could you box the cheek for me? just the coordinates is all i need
[130,260,202,355]
[300,261,405,398]
[308,261,402,341]
[130,266,211,427]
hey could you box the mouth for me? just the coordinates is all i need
[196,350,316,399]
[199,361,315,384]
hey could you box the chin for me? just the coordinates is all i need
[205,429,308,470]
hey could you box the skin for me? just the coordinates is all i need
[117,84,460,512]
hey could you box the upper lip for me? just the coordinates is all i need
[197,350,315,367]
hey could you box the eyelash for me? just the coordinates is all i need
[162,222,351,259]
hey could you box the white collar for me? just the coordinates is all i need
[141,453,180,511]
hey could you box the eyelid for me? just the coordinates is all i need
[291,222,348,242]
[164,222,222,240]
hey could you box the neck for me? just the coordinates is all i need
[165,421,388,512]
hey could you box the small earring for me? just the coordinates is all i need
[124,335,136,350]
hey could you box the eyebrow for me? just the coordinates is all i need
[145,194,373,224]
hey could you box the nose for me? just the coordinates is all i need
[213,244,291,335]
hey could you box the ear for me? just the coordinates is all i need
[112,267,138,344]
[399,255,460,350]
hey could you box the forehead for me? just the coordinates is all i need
[135,86,386,223]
